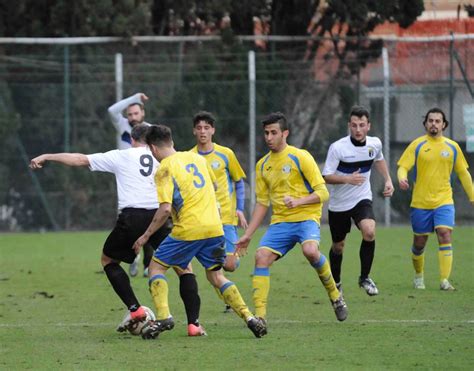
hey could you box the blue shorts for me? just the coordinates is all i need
[258,220,320,258]
[223,224,238,255]
[153,235,226,270]
[410,205,455,235]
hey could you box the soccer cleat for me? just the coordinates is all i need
[247,317,267,338]
[331,295,348,322]
[116,312,132,332]
[116,306,146,332]
[141,317,175,339]
[143,267,149,278]
[129,253,140,277]
[336,282,343,295]
[223,304,232,313]
[413,276,425,289]
[130,306,147,321]
[440,279,456,291]
[359,277,379,296]
[187,324,207,336]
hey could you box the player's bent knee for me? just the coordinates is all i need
[331,242,344,254]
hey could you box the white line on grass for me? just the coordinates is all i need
[1,319,473,327]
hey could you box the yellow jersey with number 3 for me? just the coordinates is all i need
[155,151,223,240]
[255,145,328,224]
[397,135,469,209]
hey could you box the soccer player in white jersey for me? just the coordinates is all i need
[108,92,150,276]
[29,124,205,336]
[322,106,394,296]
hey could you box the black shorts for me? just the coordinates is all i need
[328,199,375,243]
[103,208,172,264]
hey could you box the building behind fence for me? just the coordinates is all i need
[0,35,472,231]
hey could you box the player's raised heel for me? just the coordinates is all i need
[359,277,379,296]
[130,306,147,321]
[141,317,175,339]
[247,317,267,338]
[187,323,207,336]
[116,306,146,332]
[440,279,455,291]
[332,295,348,322]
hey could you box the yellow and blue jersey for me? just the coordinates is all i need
[397,135,469,209]
[255,145,328,224]
[190,143,246,225]
[155,151,224,241]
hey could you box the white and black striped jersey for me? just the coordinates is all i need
[87,146,159,211]
[322,135,384,212]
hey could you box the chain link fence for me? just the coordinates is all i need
[1,36,472,231]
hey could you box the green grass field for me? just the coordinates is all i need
[1,226,473,370]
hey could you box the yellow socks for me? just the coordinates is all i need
[149,274,170,319]
[438,244,453,281]
[252,267,270,319]
[411,246,425,276]
[220,281,252,321]
[312,255,339,302]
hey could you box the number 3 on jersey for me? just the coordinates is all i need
[185,163,205,188]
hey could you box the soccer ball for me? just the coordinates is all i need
[127,306,156,336]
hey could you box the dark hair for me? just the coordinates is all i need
[145,124,173,147]
[193,111,216,127]
[261,112,288,131]
[423,107,449,129]
[127,102,144,111]
[131,123,150,143]
[349,105,370,121]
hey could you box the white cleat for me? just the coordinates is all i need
[359,277,379,296]
[413,276,425,289]
[116,311,132,332]
[440,279,455,291]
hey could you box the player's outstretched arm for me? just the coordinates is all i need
[133,203,171,254]
[397,166,410,191]
[235,203,268,256]
[30,153,90,169]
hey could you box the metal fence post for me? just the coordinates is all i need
[382,47,391,227]
[248,50,256,210]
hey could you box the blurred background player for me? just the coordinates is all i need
[29,124,203,336]
[322,106,394,296]
[397,107,473,291]
[133,124,267,339]
[235,112,347,324]
[189,111,248,311]
[107,92,152,277]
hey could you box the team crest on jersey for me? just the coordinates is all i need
[282,164,291,174]
[368,147,375,158]
[211,161,220,169]
[440,150,450,158]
